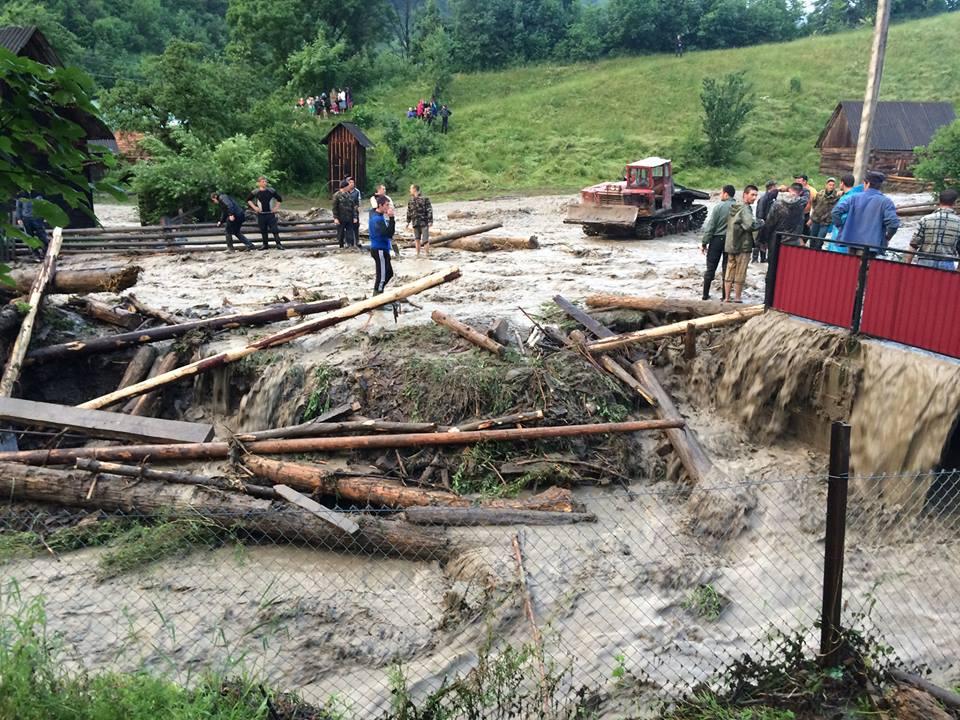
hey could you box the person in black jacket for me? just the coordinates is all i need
[211,192,254,251]
[752,180,778,262]
[246,176,284,250]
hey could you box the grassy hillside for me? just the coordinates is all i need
[369,13,960,197]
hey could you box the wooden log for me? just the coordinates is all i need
[58,223,337,243]
[586,295,729,317]
[273,484,361,534]
[68,297,143,330]
[0,397,214,444]
[243,455,584,512]
[237,401,361,440]
[431,310,504,356]
[127,351,181,417]
[74,458,275,500]
[77,268,463,410]
[444,236,539,252]
[429,223,504,248]
[889,668,960,710]
[447,410,544,432]
[123,294,182,325]
[0,418,684,466]
[403,507,596,526]
[236,419,439,442]
[598,355,657,407]
[486,318,512,346]
[0,228,63,398]
[116,346,158,391]
[61,218,330,235]
[27,297,348,364]
[0,461,453,561]
[4,265,141,296]
[684,323,698,360]
[585,305,765,354]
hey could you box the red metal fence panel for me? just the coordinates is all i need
[772,245,861,328]
[860,259,960,359]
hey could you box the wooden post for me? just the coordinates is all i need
[852,0,891,184]
[431,310,504,355]
[429,223,503,248]
[683,323,697,360]
[0,227,63,397]
[820,421,850,667]
[850,253,871,334]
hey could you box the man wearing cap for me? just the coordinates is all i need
[332,178,358,248]
[831,171,899,253]
[808,177,840,249]
[906,189,960,270]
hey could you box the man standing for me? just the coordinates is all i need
[369,194,397,297]
[753,180,778,262]
[347,176,362,250]
[439,105,452,134]
[14,190,49,258]
[211,191,254,251]
[906,189,960,270]
[825,174,862,252]
[794,174,816,228]
[831,171,899,254]
[332,179,357,248]
[406,184,434,256]
[808,177,840,249]
[246,176,284,250]
[724,185,763,303]
[700,185,735,301]
[764,183,806,247]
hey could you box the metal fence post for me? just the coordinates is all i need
[764,232,782,308]
[850,254,871,333]
[820,421,851,667]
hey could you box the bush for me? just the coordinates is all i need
[914,119,960,194]
[383,117,440,169]
[247,101,327,187]
[132,130,272,223]
[700,71,755,166]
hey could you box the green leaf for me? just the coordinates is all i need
[29,199,70,228]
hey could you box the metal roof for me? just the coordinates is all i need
[626,156,671,167]
[321,122,375,149]
[0,26,61,65]
[816,101,957,151]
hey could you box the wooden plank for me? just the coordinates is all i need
[0,397,214,444]
[273,484,360,535]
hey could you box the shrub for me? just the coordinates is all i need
[700,71,755,166]
[914,119,960,195]
[383,117,440,169]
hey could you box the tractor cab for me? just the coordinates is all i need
[623,157,674,211]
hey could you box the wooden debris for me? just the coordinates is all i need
[237,401,360,440]
[273,484,361,534]
[486,318,513,346]
[114,346,158,394]
[74,458,274,499]
[126,351,181,417]
[429,223,504,248]
[586,295,730,317]
[403,507,596,526]
[889,668,960,711]
[683,323,698,360]
[586,305,764,353]
[432,310,505,356]
[4,265,140,296]
[0,228,63,398]
[236,418,438,442]
[444,235,539,252]
[68,297,143,330]
[27,297,348,364]
[446,410,544,432]
[0,461,453,561]
[77,268,462,410]
[124,294,182,325]
[0,397,214,444]
[598,355,657,407]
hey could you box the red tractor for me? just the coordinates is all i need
[564,157,709,238]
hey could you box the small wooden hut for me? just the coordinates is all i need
[816,101,956,180]
[321,122,374,193]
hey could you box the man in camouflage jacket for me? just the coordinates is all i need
[406,184,434,256]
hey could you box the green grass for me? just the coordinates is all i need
[367,13,960,197]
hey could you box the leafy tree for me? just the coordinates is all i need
[0,1,82,63]
[700,71,755,166]
[914,120,960,194]
[449,0,520,71]
[386,0,426,58]
[286,29,349,92]
[0,48,117,282]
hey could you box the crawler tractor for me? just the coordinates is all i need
[564,157,709,238]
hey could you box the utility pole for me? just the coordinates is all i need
[852,0,892,183]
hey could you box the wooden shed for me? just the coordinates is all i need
[321,122,375,193]
[816,101,956,179]
[0,26,116,228]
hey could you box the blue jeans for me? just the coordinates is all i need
[808,222,831,249]
[917,258,957,271]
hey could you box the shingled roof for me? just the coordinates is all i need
[0,26,61,66]
[816,101,957,151]
[321,122,375,148]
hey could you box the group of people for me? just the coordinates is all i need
[210,176,286,251]
[297,88,353,118]
[701,169,960,302]
[405,98,452,133]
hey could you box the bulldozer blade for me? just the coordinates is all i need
[564,204,639,228]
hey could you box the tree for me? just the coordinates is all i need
[914,120,960,195]
[449,0,519,71]
[700,71,755,166]
[286,29,349,92]
[0,48,116,282]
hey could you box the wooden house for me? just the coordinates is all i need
[816,101,956,179]
[321,122,374,194]
[0,26,116,228]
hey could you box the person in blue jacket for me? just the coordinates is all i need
[831,171,899,254]
[369,194,396,297]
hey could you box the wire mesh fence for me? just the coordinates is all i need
[1,468,958,716]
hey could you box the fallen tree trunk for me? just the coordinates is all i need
[243,456,584,512]
[68,297,143,330]
[446,410,544,432]
[123,294,182,325]
[0,228,63,398]
[432,310,504,355]
[26,297,348,364]
[115,346,158,393]
[4,265,141,296]
[444,236,539,252]
[77,268,462,410]
[0,461,453,561]
[236,401,360,440]
[127,350,180,417]
[0,418,683,465]
[402,506,596,526]
[74,458,275,499]
[598,355,657,407]
[586,305,765,353]
[236,418,439,442]
[429,223,504,248]
[586,295,729,317]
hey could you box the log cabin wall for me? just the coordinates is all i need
[327,126,367,194]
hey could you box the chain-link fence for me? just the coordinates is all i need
[1,468,959,716]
